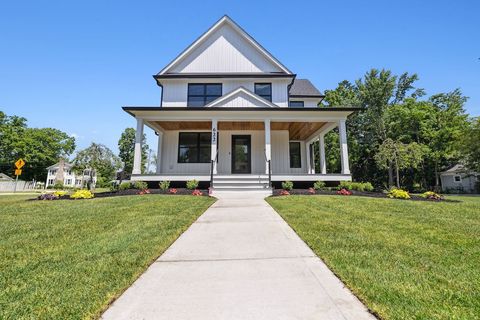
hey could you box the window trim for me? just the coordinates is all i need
[289,101,304,108]
[289,141,302,168]
[454,175,462,183]
[177,132,212,163]
[254,83,272,102]
[187,83,222,107]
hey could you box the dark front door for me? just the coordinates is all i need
[231,135,251,174]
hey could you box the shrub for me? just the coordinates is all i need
[138,189,151,195]
[133,181,148,190]
[280,190,290,196]
[337,188,352,196]
[282,181,294,191]
[422,191,443,200]
[313,181,326,190]
[53,181,64,190]
[308,187,316,194]
[38,193,58,200]
[338,181,374,192]
[159,180,170,191]
[191,189,203,196]
[70,189,94,199]
[53,190,67,197]
[186,179,199,190]
[387,188,410,200]
[169,188,178,194]
[119,182,132,190]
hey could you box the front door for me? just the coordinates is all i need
[231,135,251,174]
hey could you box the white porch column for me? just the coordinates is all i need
[306,142,312,174]
[132,118,144,174]
[211,119,218,174]
[338,120,350,175]
[319,134,327,174]
[264,119,271,174]
[155,131,163,174]
[311,143,316,174]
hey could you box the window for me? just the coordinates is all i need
[65,179,72,185]
[187,84,222,107]
[178,132,212,163]
[50,170,57,175]
[454,175,462,182]
[289,101,304,108]
[289,142,301,168]
[48,179,54,186]
[254,83,272,101]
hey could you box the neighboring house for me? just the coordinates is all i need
[0,173,14,181]
[123,15,359,192]
[440,164,479,193]
[46,162,97,188]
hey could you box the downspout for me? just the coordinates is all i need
[286,75,296,107]
[153,75,164,108]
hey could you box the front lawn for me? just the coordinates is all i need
[0,194,215,319]
[266,195,480,320]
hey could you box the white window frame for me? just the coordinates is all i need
[453,175,462,183]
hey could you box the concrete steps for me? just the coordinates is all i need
[212,174,272,195]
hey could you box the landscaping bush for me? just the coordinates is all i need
[159,180,170,191]
[169,188,178,194]
[308,187,316,194]
[191,189,203,196]
[422,191,443,200]
[70,190,94,199]
[53,181,64,190]
[133,181,148,190]
[313,181,326,190]
[53,190,67,197]
[38,193,59,200]
[337,188,352,196]
[118,182,132,190]
[282,181,294,191]
[338,181,374,192]
[280,190,290,196]
[387,188,410,200]
[186,179,199,190]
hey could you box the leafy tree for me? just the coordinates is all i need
[118,128,149,174]
[460,117,480,173]
[0,111,75,181]
[73,143,121,188]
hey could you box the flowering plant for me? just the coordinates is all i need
[138,189,151,195]
[70,189,94,199]
[337,188,352,196]
[308,187,316,194]
[169,188,177,194]
[53,190,67,197]
[38,193,59,200]
[422,191,443,200]
[192,189,203,196]
[387,188,410,199]
[280,190,290,196]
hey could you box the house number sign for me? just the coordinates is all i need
[212,127,217,143]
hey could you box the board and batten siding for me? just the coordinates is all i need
[162,79,290,108]
[160,130,307,175]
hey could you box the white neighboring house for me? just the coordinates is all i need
[440,164,479,193]
[46,162,97,188]
[124,16,358,193]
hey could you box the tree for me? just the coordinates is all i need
[118,128,149,174]
[375,139,426,188]
[0,111,75,181]
[460,117,480,173]
[73,143,121,188]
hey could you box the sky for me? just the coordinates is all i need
[1,0,479,158]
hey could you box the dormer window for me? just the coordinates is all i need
[289,101,304,108]
[188,84,222,107]
[254,83,272,102]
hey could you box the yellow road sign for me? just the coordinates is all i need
[15,158,25,169]
[15,169,22,176]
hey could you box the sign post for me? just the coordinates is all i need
[13,159,25,193]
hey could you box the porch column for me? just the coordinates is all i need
[132,118,144,174]
[319,134,326,174]
[264,119,271,174]
[211,119,218,174]
[155,131,163,174]
[338,120,350,174]
[306,142,312,174]
[311,143,316,174]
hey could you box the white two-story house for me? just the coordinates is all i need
[46,161,97,188]
[124,16,357,192]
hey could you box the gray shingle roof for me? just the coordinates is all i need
[289,79,323,97]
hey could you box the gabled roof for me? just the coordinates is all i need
[204,87,279,108]
[441,164,477,175]
[157,15,293,76]
[46,162,73,170]
[289,79,324,98]
[0,173,13,181]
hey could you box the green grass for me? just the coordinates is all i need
[266,195,480,320]
[0,194,215,319]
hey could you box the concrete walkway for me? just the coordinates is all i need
[102,192,375,320]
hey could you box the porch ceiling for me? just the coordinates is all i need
[152,121,326,140]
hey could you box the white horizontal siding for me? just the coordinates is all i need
[162,78,290,107]
[160,129,307,175]
[288,97,322,108]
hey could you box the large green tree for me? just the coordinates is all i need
[0,111,75,181]
[73,143,121,187]
[118,128,149,174]
[460,117,480,173]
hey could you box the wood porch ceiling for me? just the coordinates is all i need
[152,121,326,140]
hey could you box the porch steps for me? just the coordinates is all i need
[212,175,272,194]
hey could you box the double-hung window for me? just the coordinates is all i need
[178,132,211,163]
[289,142,301,168]
[187,84,222,107]
[254,83,272,102]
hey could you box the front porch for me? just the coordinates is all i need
[125,107,357,188]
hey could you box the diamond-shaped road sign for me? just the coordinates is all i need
[15,159,25,169]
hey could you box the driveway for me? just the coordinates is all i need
[102,192,375,320]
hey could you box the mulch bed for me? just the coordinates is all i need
[271,189,459,202]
